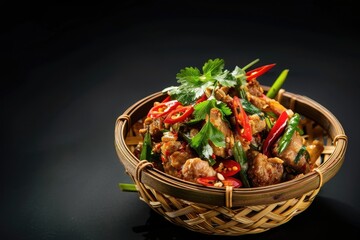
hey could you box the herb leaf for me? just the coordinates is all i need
[193,99,232,121]
[190,119,225,165]
[202,58,225,77]
[163,58,231,105]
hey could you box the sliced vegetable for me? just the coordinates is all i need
[213,159,241,177]
[195,93,208,104]
[277,113,301,154]
[139,127,152,160]
[221,177,242,188]
[266,69,289,98]
[196,176,217,186]
[232,96,252,141]
[246,63,276,81]
[161,95,172,103]
[196,176,242,188]
[147,100,180,118]
[163,105,194,124]
[262,110,289,157]
[232,140,251,188]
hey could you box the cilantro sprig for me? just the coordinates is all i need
[189,119,225,166]
[162,58,238,105]
[185,99,232,165]
[193,99,231,121]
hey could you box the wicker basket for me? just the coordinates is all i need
[114,86,347,236]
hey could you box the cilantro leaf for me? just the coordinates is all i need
[231,66,247,83]
[163,58,227,105]
[193,99,232,120]
[176,67,202,85]
[163,58,256,105]
[214,70,237,87]
[202,58,224,77]
[190,120,225,165]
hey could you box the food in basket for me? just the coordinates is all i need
[133,58,325,188]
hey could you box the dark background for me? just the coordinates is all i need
[2,1,360,239]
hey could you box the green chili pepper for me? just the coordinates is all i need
[266,69,289,99]
[232,140,251,188]
[139,126,152,160]
[277,113,301,154]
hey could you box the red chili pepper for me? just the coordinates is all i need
[213,159,241,177]
[195,93,208,104]
[221,177,242,188]
[262,110,289,157]
[246,63,276,81]
[163,105,194,124]
[161,95,172,103]
[232,96,252,141]
[196,176,217,187]
[196,176,242,188]
[147,100,181,118]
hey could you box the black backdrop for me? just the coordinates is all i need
[2,1,360,239]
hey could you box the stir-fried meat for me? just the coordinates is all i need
[272,131,311,174]
[249,114,266,135]
[181,158,216,182]
[248,94,267,110]
[140,117,164,142]
[246,79,264,97]
[161,131,178,142]
[247,150,284,187]
[209,108,234,158]
[161,140,195,178]
[248,94,287,116]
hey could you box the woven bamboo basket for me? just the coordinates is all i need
[114,86,347,236]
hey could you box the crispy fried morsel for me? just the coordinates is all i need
[181,158,217,183]
[246,79,264,97]
[247,150,284,187]
[161,141,195,178]
[249,114,266,135]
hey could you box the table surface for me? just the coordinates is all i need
[2,2,360,239]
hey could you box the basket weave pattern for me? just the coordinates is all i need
[130,160,321,235]
[115,88,347,235]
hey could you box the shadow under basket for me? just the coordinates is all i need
[114,86,348,236]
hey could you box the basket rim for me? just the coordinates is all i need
[114,86,348,207]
